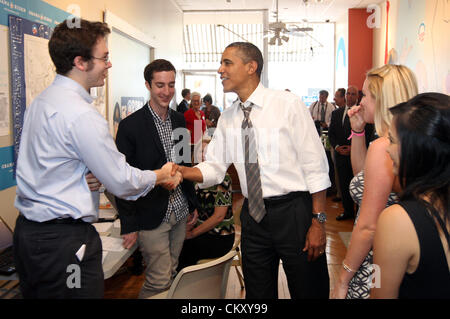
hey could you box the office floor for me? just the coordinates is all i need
[103,193,355,299]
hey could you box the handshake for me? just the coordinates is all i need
[155,162,184,190]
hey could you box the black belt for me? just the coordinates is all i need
[20,214,87,225]
[43,218,86,225]
[243,191,308,207]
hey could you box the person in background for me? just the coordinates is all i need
[330,88,346,203]
[177,139,235,270]
[184,92,206,144]
[12,19,179,299]
[357,90,363,105]
[184,92,206,162]
[177,88,190,114]
[331,64,418,299]
[328,86,358,221]
[202,93,221,129]
[372,92,450,299]
[309,90,336,135]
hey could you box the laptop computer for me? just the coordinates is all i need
[0,218,16,276]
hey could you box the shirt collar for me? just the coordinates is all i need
[239,82,265,109]
[53,74,94,104]
[148,103,171,123]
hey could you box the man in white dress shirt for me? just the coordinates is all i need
[173,42,331,298]
[13,19,180,299]
[309,90,336,135]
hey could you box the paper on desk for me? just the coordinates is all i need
[99,209,117,220]
[113,218,121,228]
[99,192,112,208]
[93,222,113,235]
[100,236,124,252]
[102,251,108,264]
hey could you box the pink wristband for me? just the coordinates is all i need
[347,130,365,140]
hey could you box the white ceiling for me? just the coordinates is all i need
[174,0,379,23]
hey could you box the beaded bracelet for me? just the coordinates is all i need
[342,261,357,273]
[347,129,365,140]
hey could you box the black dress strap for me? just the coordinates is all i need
[428,205,450,247]
[397,200,450,298]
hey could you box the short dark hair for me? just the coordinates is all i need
[203,94,212,104]
[49,19,111,75]
[390,92,450,226]
[336,88,346,98]
[143,59,176,87]
[181,88,190,98]
[226,42,263,78]
[319,90,329,97]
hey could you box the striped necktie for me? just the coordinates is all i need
[321,103,326,122]
[240,103,266,223]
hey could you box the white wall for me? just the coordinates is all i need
[44,0,184,106]
[373,0,399,68]
[45,0,183,63]
[334,9,348,91]
[373,0,449,94]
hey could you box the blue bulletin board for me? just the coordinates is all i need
[0,0,70,188]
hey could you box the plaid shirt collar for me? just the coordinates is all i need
[148,103,172,124]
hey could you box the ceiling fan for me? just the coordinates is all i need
[266,0,314,46]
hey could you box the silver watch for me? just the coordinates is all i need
[312,212,327,223]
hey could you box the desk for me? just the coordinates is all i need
[102,222,137,279]
[0,212,137,291]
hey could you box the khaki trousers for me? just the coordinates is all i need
[137,213,187,298]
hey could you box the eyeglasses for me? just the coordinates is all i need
[91,56,110,63]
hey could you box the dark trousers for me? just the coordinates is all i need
[177,232,235,271]
[326,150,336,192]
[240,192,329,299]
[335,154,355,216]
[13,215,104,299]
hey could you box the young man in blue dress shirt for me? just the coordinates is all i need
[13,19,180,299]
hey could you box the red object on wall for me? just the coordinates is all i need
[348,8,373,90]
[385,1,390,64]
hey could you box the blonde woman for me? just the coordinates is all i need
[331,64,418,299]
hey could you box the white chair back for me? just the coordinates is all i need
[150,249,237,299]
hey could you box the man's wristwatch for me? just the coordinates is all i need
[312,212,327,223]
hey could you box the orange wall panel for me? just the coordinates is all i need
[348,9,373,90]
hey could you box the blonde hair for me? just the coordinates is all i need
[191,91,201,99]
[366,64,418,136]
